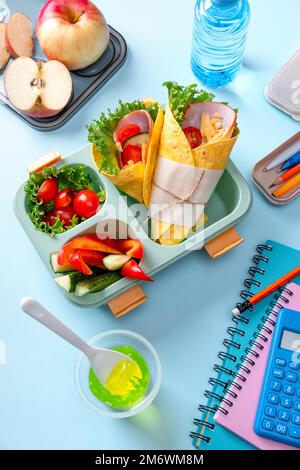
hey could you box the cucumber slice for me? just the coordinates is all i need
[123,133,149,148]
[103,254,130,271]
[75,272,122,297]
[55,272,85,293]
[50,253,73,273]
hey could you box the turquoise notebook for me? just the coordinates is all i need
[191,240,300,450]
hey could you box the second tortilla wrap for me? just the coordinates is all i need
[150,100,239,245]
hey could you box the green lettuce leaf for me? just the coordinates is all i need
[163,81,215,124]
[86,100,159,176]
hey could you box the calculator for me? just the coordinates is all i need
[254,308,300,447]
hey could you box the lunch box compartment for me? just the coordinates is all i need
[0,0,127,131]
[205,167,240,227]
[50,219,144,305]
[23,162,107,239]
[14,145,252,309]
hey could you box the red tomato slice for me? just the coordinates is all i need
[37,177,58,203]
[122,145,142,166]
[117,124,141,145]
[54,205,77,227]
[54,188,74,209]
[183,127,202,149]
[69,249,105,275]
[117,239,144,259]
[73,189,100,219]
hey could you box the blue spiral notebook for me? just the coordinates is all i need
[191,240,300,450]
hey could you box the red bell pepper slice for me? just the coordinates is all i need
[69,250,105,275]
[57,234,120,266]
[120,259,153,282]
[117,239,144,260]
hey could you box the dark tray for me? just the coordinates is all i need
[0,1,127,131]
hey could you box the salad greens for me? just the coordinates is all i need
[24,164,105,237]
[163,81,215,124]
[86,100,159,176]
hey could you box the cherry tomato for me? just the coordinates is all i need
[54,188,74,209]
[44,210,58,226]
[183,127,202,149]
[122,145,142,166]
[37,178,58,203]
[117,124,141,145]
[73,189,100,219]
[55,205,77,226]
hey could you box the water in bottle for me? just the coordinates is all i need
[191,0,250,88]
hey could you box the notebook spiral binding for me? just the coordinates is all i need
[190,243,293,445]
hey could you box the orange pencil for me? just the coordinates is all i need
[273,173,300,198]
[232,265,300,316]
[269,162,300,188]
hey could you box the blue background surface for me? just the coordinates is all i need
[1,0,300,450]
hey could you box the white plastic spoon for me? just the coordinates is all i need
[20,297,138,387]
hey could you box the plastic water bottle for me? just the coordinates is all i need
[191,0,250,88]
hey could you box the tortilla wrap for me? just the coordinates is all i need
[92,102,164,206]
[150,102,239,245]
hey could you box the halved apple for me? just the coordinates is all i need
[4,57,73,118]
[6,12,33,58]
[0,24,10,70]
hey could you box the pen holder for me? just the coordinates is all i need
[252,131,300,205]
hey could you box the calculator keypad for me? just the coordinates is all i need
[283,384,295,395]
[281,396,293,408]
[289,362,300,371]
[265,405,276,417]
[260,358,300,446]
[286,371,297,383]
[278,409,290,421]
[273,368,284,379]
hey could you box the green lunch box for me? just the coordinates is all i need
[14,145,252,315]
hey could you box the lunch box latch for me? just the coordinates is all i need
[27,149,62,174]
[204,227,244,259]
[107,285,148,317]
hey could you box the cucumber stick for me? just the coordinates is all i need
[50,253,73,273]
[75,272,122,297]
[103,254,130,271]
[55,272,85,293]
[123,132,149,147]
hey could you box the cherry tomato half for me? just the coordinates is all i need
[55,205,77,226]
[73,189,100,219]
[183,127,202,149]
[122,145,142,166]
[44,210,57,226]
[117,124,141,145]
[54,188,74,209]
[37,177,58,204]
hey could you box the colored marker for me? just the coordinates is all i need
[273,172,300,199]
[269,163,300,188]
[232,266,300,316]
[264,142,300,171]
[279,151,300,172]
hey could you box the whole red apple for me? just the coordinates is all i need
[36,0,110,70]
